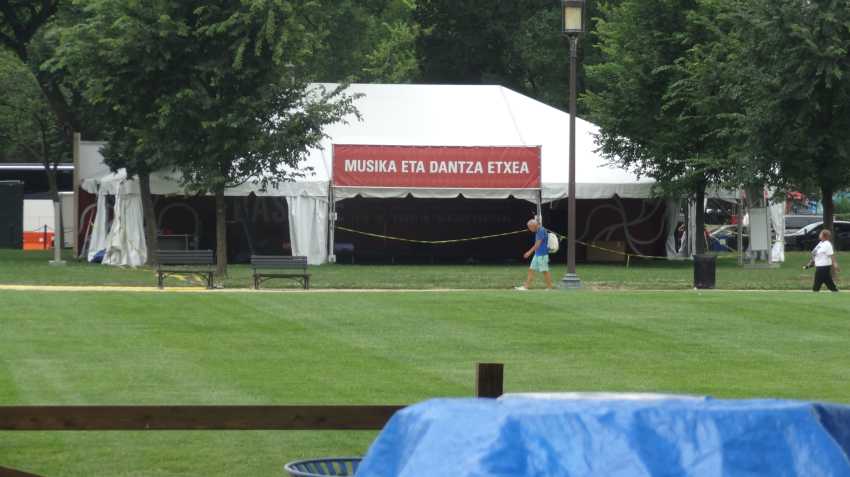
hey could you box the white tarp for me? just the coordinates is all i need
[770,201,785,262]
[86,189,109,262]
[103,191,147,267]
[82,169,147,267]
[665,199,681,259]
[286,195,329,265]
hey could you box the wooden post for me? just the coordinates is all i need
[0,466,46,477]
[475,363,504,398]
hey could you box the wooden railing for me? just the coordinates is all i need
[0,363,504,477]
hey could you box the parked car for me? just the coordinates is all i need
[784,221,850,251]
[785,214,824,234]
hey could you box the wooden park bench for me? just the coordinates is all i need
[251,255,310,290]
[156,250,215,289]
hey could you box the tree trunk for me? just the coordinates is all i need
[694,181,707,255]
[34,73,82,145]
[138,172,159,266]
[215,186,227,279]
[822,185,835,245]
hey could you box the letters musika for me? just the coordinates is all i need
[343,159,530,175]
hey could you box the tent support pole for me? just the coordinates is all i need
[328,186,336,264]
[537,190,543,225]
[766,189,773,266]
[737,193,744,266]
[72,132,80,258]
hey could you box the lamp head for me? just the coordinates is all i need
[561,0,586,35]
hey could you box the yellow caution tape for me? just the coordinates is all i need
[336,225,741,263]
[335,226,527,245]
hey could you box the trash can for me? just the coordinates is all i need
[284,457,361,477]
[693,254,716,289]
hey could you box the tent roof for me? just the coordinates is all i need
[309,83,654,200]
[79,83,655,200]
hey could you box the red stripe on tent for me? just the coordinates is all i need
[333,145,541,190]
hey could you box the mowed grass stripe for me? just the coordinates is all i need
[0,249,834,290]
[2,290,850,476]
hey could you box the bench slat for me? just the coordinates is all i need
[158,250,214,265]
[251,255,308,269]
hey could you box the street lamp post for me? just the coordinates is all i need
[560,0,585,290]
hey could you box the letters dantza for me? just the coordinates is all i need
[344,159,531,175]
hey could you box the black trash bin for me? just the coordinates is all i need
[693,254,716,289]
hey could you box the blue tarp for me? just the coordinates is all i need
[357,397,850,477]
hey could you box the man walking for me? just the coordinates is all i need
[515,218,554,290]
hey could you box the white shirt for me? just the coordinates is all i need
[812,240,834,267]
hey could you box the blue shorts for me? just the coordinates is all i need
[530,254,550,272]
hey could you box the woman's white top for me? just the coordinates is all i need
[812,240,834,267]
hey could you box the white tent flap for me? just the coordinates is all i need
[770,201,785,263]
[87,190,109,262]
[85,168,147,267]
[103,192,147,267]
[286,196,328,265]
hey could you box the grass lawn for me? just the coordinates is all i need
[0,249,833,290]
[1,289,849,476]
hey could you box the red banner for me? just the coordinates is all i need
[333,145,541,189]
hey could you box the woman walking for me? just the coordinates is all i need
[804,229,840,292]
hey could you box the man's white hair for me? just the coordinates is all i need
[527,218,539,228]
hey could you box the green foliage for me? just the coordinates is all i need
[725,0,850,201]
[584,0,737,197]
[415,1,561,103]
[413,1,622,110]
[0,1,97,141]
[0,0,60,60]
[56,1,360,273]
[0,50,67,166]
[307,0,420,83]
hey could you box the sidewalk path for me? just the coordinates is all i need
[0,284,818,293]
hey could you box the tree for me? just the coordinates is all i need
[413,0,622,111]
[2,1,104,255]
[0,49,68,200]
[583,0,736,254]
[725,0,850,235]
[307,0,419,83]
[59,1,357,277]
[0,1,81,140]
[55,1,203,265]
[361,0,420,83]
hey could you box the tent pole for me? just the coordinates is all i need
[766,189,773,266]
[737,192,743,266]
[537,190,543,226]
[72,132,80,258]
[328,185,336,264]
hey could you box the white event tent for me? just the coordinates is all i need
[80,168,147,267]
[77,84,677,265]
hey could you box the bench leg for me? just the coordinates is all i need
[157,272,164,289]
[304,276,310,290]
[206,273,213,290]
[254,274,259,290]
